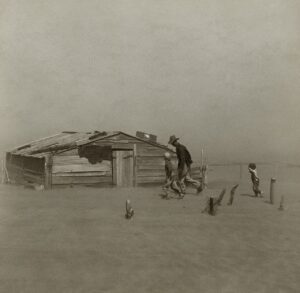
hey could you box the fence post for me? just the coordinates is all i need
[278,195,284,211]
[209,197,215,215]
[270,178,276,204]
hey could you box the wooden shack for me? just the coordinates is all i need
[4,131,201,189]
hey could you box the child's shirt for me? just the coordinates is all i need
[249,168,259,183]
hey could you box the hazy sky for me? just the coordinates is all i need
[0,0,300,163]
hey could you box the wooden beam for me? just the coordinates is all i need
[44,154,53,189]
[133,144,137,187]
[52,175,112,185]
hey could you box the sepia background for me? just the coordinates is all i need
[1,0,300,163]
[1,2,300,293]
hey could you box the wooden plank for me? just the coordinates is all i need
[23,168,44,175]
[94,138,137,144]
[23,168,44,176]
[137,146,168,156]
[53,156,92,165]
[117,151,122,186]
[138,165,165,170]
[44,154,53,189]
[17,133,74,155]
[53,171,111,177]
[112,151,117,185]
[111,133,136,141]
[133,144,137,187]
[137,169,166,177]
[136,153,166,157]
[137,176,165,183]
[53,156,111,166]
[137,158,165,166]
[23,173,44,184]
[137,151,168,157]
[13,133,62,150]
[56,149,79,156]
[112,150,134,187]
[112,150,123,186]
[6,164,24,172]
[124,150,134,187]
[52,163,111,173]
[111,143,134,150]
[52,175,112,185]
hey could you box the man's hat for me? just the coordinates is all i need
[168,135,179,144]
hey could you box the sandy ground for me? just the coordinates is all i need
[0,180,299,293]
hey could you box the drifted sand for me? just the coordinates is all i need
[0,180,299,293]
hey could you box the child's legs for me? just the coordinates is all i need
[163,178,172,189]
[171,180,183,195]
[252,181,261,196]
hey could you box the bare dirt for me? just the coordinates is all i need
[0,179,299,293]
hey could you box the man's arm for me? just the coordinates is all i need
[184,147,193,166]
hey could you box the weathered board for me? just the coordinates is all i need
[52,175,112,185]
[112,150,134,187]
[52,154,112,187]
[137,176,165,184]
[52,163,111,173]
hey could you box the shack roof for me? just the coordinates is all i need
[9,131,173,158]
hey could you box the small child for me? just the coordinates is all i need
[162,152,184,198]
[248,163,263,197]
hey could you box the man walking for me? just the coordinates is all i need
[168,135,203,194]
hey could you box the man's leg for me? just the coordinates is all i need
[185,172,201,188]
[177,166,188,194]
[185,171,204,194]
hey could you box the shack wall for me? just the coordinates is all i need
[5,153,45,185]
[93,133,201,185]
[93,133,171,185]
[7,132,201,188]
[51,150,112,187]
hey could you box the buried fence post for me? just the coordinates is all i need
[209,197,215,215]
[270,178,276,204]
[278,195,284,211]
[228,184,239,205]
[202,195,219,215]
[125,199,134,219]
[216,188,226,205]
